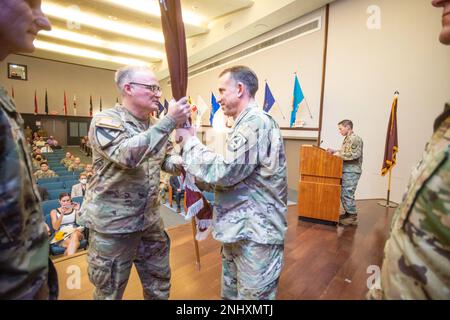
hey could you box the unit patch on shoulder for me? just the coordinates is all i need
[95,117,124,148]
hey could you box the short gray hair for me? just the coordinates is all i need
[219,65,259,97]
[338,119,353,129]
[114,65,153,94]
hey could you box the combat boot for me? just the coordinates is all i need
[339,213,358,226]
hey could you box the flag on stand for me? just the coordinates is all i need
[44,89,49,115]
[99,97,103,112]
[381,94,399,176]
[34,90,38,114]
[289,74,308,127]
[157,100,165,117]
[164,99,169,114]
[89,95,93,117]
[73,94,77,116]
[210,93,220,125]
[263,82,275,113]
[63,91,67,115]
[181,168,213,241]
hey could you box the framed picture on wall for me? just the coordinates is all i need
[7,63,27,81]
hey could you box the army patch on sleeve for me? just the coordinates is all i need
[227,132,248,152]
[95,117,124,148]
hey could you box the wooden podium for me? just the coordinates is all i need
[298,145,343,223]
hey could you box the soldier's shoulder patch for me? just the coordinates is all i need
[228,132,248,152]
[95,125,123,149]
[95,116,124,130]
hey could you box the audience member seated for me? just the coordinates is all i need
[170,175,185,213]
[81,164,94,181]
[68,157,85,172]
[60,152,72,167]
[38,185,49,201]
[49,193,84,256]
[32,154,44,170]
[40,142,53,153]
[35,136,46,147]
[52,139,62,150]
[34,162,58,179]
[71,174,88,198]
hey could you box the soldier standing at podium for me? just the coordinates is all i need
[327,120,363,226]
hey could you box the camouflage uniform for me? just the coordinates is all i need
[68,163,85,172]
[60,158,72,167]
[78,104,181,300]
[159,171,170,203]
[335,133,363,215]
[0,86,56,299]
[34,169,58,179]
[373,103,450,299]
[182,102,288,300]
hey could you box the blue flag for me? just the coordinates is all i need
[263,82,275,112]
[164,99,169,114]
[157,100,165,116]
[210,93,220,125]
[289,74,306,127]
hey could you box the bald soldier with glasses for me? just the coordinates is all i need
[78,65,191,300]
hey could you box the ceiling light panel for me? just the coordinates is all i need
[42,2,165,43]
[34,40,151,66]
[39,28,164,60]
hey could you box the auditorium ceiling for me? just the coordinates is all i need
[25,0,333,77]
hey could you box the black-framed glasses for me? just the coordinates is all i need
[129,82,161,93]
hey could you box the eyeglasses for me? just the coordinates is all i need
[128,82,161,93]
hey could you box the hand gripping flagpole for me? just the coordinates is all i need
[159,0,201,269]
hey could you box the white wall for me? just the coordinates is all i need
[163,0,450,203]
[0,54,119,116]
[322,0,450,202]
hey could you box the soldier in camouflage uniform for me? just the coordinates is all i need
[159,171,170,204]
[176,66,288,300]
[368,0,450,299]
[34,162,58,179]
[60,152,72,167]
[68,157,85,172]
[78,65,191,300]
[0,0,57,299]
[327,120,363,226]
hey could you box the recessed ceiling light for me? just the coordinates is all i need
[39,28,164,59]
[34,40,151,66]
[106,0,205,26]
[42,2,164,43]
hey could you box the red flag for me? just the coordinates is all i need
[34,90,38,114]
[63,91,67,115]
[381,94,399,176]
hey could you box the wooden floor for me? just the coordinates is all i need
[54,199,396,300]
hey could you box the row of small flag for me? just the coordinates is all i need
[12,87,110,117]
